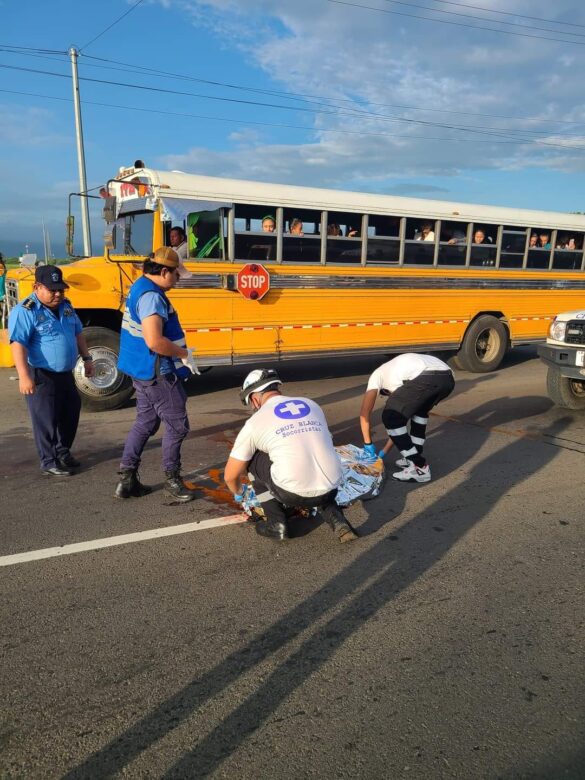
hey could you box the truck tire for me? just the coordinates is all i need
[546,366,585,410]
[455,315,508,373]
[73,326,134,411]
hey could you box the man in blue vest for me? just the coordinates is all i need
[115,246,200,502]
[8,265,94,476]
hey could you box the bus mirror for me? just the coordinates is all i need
[102,196,117,223]
[104,225,116,250]
[66,215,75,256]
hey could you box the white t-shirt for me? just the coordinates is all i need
[230,395,343,497]
[367,353,451,395]
[174,241,192,279]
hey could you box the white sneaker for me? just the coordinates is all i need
[392,461,431,483]
[395,457,410,468]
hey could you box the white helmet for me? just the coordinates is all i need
[240,368,282,405]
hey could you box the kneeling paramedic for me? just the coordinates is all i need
[115,247,200,502]
[360,353,454,483]
[224,369,358,542]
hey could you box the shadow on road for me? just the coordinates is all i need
[63,381,571,779]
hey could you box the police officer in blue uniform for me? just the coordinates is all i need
[114,246,200,502]
[8,265,94,476]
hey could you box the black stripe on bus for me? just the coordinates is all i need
[175,273,585,291]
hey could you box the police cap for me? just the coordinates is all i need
[35,265,69,290]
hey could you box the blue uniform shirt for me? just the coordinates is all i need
[8,294,83,372]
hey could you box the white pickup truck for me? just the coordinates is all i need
[538,310,585,409]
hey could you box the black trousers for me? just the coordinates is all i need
[381,371,455,463]
[26,368,81,470]
[248,451,338,525]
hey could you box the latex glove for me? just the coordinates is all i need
[377,449,385,459]
[363,443,377,459]
[181,348,201,375]
[234,485,248,503]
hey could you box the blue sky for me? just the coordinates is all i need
[1,0,585,256]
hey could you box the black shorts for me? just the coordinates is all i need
[248,451,337,509]
[384,370,455,419]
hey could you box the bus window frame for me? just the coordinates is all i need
[464,222,473,267]
[548,229,558,271]
[320,211,328,265]
[521,227,530,270]
[432,220,440,267]
[360,214,368,266]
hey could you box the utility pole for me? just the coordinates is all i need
[69,47,92,256]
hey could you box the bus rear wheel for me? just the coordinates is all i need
[454,315,508,373]
[546,366,585,410]
[73,326,134,411]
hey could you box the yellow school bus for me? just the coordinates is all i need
[5,161,585,411]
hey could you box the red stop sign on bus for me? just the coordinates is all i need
[237,263,270,301]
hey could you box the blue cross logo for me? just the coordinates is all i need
[274,400,310,419]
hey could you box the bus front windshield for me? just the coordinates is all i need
[120,211,154,256]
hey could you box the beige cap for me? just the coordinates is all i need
[151,246,179,268]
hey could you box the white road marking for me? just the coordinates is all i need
[0,513,248,568]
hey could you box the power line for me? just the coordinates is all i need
[81,52,585,130]
[2,45,584,134]
[326,0,585,45]
[378,0,585,38]
[420,0,585,30]
[3,59,585,149]
[80,0,146,52]
[1,85,583,152]
[3,60,575,146]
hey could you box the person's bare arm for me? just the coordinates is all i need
[11,342,34,395]
[359,388,378,443]
[141,314,189,358]
[224,457,249,495]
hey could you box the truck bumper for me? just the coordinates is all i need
[537,343,585,380]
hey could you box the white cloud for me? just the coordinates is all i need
[156,0,585,191]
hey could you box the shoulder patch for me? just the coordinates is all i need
[22,297,35,310]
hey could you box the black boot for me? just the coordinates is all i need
[114,468,152,499]
[164,470,197,502]
[321,503,358,543]
[255,517,289,540]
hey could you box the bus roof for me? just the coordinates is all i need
[116,165,585,231]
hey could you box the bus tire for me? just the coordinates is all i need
[546,366,585,410]
[455,315,508,373]
[74,326,134,411]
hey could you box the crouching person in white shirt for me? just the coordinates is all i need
[224,369,358,543]
[360,353,455,483]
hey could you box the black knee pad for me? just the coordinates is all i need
[382,408,406,429]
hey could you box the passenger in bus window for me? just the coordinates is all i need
[414,222,435,241]
[538,232,551,249]
[262,215,276,233]
[568,237,577,250]
[446,228,466,245]
[327,223,341,236]
[346,226,359,238]
[473,229,486,244]
[169,226,192,279]
[289,218,304,235]
[529,233,539,248]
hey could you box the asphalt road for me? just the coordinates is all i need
[1,348,584,779]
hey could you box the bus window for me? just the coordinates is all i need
[282,208,321,263]
[122,211,154,255]
[469,224,497,267]
[525,228,553,269]
[404,218,435,265]
[366,215,400,264]
[234,204,277,262]
[552,232,584,270]
[438,221,468,266]
[188,209,225,259]
[499,227,527,268]
[326,211,362,264]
